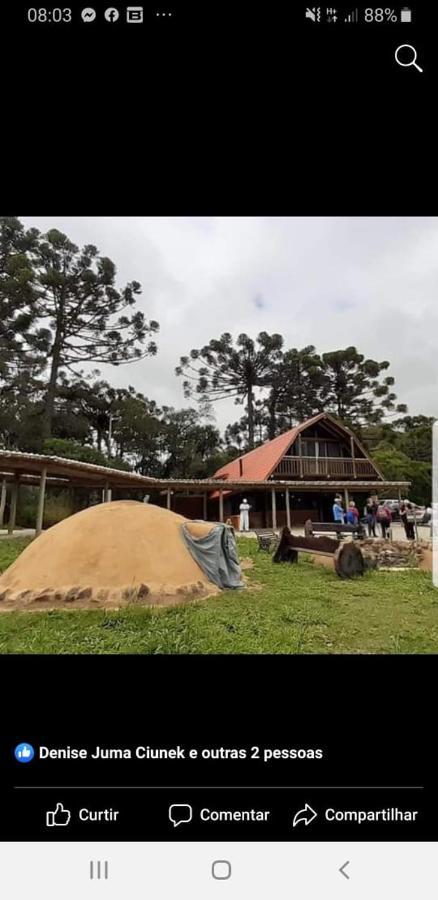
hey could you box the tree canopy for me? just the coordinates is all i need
[0,218,433,503]
[176,331,283,449]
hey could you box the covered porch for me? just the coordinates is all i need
[150,477,411,530]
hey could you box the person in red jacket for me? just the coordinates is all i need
[376,502,392,539]
[346,500,360,524]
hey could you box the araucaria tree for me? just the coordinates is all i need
[265,346,326,438]
[176,332,283,449]
[0,217,49,386]
[319,346,407,427]
[31,229,159,435]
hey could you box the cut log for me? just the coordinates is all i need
[334,541,365,579]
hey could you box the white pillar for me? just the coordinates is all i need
[285,488,291,529]
[271,488,277,530]
[203,491,208,521]
[219,490,224,523]
[166,488,171,510]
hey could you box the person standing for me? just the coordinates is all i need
[347,500,360,524]
[376,502,392,539]
[399,500,409,539]
[425,504,433,538]
[239,498,251,532]
[332,497,345,523]
[404,502,416,540]
[364,497,377,537]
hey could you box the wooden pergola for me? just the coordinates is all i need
[0,450,411,536]
[0,451,156,536]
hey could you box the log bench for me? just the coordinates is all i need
[304,519,365,540]
[274,528,365,578]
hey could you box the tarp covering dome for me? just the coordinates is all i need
[0,500,241,609]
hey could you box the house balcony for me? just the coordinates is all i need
[274,456,377,479]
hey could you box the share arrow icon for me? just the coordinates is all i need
[292,803,318,828]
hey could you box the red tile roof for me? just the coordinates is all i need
[212,413,328,486]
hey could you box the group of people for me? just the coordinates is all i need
[363,496,393,538]
[332,494,393,538]
[332,493,425,540]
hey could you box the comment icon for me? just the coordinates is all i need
[169,803,193,827]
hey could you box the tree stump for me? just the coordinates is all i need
[273,546,299,564]
[272,527,299,564]
[334,541,365,579]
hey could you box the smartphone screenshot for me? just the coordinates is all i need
[0,3,437,897]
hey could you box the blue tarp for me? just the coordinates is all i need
[181,522,245,590]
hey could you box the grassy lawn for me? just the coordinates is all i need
[0,537,437,654]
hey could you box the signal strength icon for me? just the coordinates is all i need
[344,7,358,22]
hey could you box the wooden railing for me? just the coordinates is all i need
[274,456,377,479]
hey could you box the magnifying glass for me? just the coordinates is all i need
[395,44,423,73]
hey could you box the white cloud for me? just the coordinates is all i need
[22,216,438,432]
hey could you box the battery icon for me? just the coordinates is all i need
[400,7,412,22]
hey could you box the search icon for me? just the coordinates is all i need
[395,44,423,73]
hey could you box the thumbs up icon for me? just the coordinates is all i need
[46,803,71,827]
[14,743,35,763]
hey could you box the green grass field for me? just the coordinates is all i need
[0,537,437,654]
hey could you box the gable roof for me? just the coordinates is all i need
[212,412,383,484]
[213,413,325,483]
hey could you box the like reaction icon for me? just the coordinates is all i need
[14,743,35,763]
[46,803,72,827]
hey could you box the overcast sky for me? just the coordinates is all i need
[22,216,438,433]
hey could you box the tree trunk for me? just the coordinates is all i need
[267,392,277,441]
[247,387,255,449]
[44,327,63,438]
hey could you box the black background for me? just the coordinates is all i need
[1,656,436,839]
[1,1,436,212]
[1,0,437,844]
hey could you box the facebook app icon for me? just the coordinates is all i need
[14,743,35,763]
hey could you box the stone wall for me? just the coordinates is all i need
[360,538,432,569]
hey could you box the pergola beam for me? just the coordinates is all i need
[285,487,291,529]
[35,467,47,536]
[0,478,6,527]
[8,476,19,535]
[271,488,277,529]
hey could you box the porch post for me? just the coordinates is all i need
[203,490,208,521]
[285,487,291,529]
[344,487,349,512]
[0,478,6,527]
[166,488,171,510]
[219,490,224,523]
[35,466,47,536]
[271,488,277,530]
[298,433,304,478]
[398,487,402,504]
[104,480,110,502]
[350,436,357,478]
[8,476,19,535]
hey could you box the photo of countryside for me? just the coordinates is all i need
[0,216,436,654]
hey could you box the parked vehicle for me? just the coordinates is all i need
[380,499,426,523]
[380,499,400,519]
